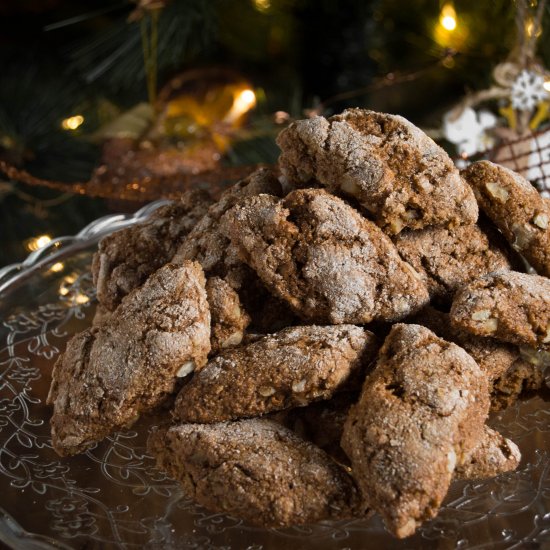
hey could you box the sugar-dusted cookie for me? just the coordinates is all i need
[222,188,429,324]
[393,222,517,303]
[277,108,478,234]
[173,167,281,280]
[450,271,550,349]
[461,160,550,276]
[92,190,211,311]
[48,262,211,456]
[341,324,489,538]
[455,426,521,480]
[172,324,377,423]
[148,418,364,527]
[206,276,251,354]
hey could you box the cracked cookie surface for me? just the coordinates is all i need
[148,418,364,527]
[450,271,550,349]
[277,108,478,234]
[172,324,377,423]
[48,261,211,456]
[92,190,212,312]
[222,188,430,324]
[461,160,550,276]
[341,323,489,538]
[394,222,517,303]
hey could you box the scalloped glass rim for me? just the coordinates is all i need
[0,200,170,297]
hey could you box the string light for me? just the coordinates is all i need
[544,79,550,92]
[224,88,257,123]
[440,4,457,31]
[25,234,52,252]
[49,262,64,273]
[61,115,84,130]
[252,0,271,13]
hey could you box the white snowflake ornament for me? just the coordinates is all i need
[443,107,497,159]
[511,70,549,111]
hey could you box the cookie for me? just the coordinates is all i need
[491,356,545,410]
[92,190,211,311]
[410,306,523,383]
[461,160,550,276]
[148,418,364,527]
[341,323,489,538]
[172,324,377,423]
[276,108,478,234]
[173,167,282,279]
[450,271,550,349]
[455,426,521,480]
[222,188,430,324]
[393,222,517,303]
[48,262,211,456]
[206,276,251,354]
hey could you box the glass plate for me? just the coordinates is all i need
[0,206,549,550]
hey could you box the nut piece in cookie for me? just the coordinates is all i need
[277,108,478,234]
[172,324,378,423]
[341,323,489,538]
[450,271,550,349]
[222,188,429,324]
[92,190,212,312]
[461,160,550,276]
[48,261,211,456]
[455,426,521,480]
[206,276,251,354]
[148,418,364,527]
[393,222,517,304]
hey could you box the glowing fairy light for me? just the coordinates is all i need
[224,89,257,123]
[544,79,550,92]
[440,3,457,31]
[50,262,64,273]
[25,234,52,252]
[61,115,84,130]
[253,0,271,12]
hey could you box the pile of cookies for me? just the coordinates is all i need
[47,109,550,539]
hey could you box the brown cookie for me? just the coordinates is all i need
[206,276,251,355]
[48,261,211,456]
[148,419,364,527]
[173,167,282,279]
[491,355,546,411]
[341,323,489,538]
[461,160,550,276]
[454,426,521,480]
[450,271,550,349]
[92,190,212,311]
[172,324,378,423]
[393,222,517,303]
[410,306,523,383]
[277,108,478,234]
[222,188,430,324]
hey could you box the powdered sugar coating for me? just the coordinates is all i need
[394,222,517,303]
[148,418,364,527]
[450,271,550,348]
[92,190,212,312]
[462,160,550,276]
[277,109,478,234]
[455,426,521,480]
[172,324,377,423]
[222,188,430,324]
[48,261,211,456]
[341,323,489,539]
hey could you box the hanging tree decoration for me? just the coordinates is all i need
[441,0,550,197]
